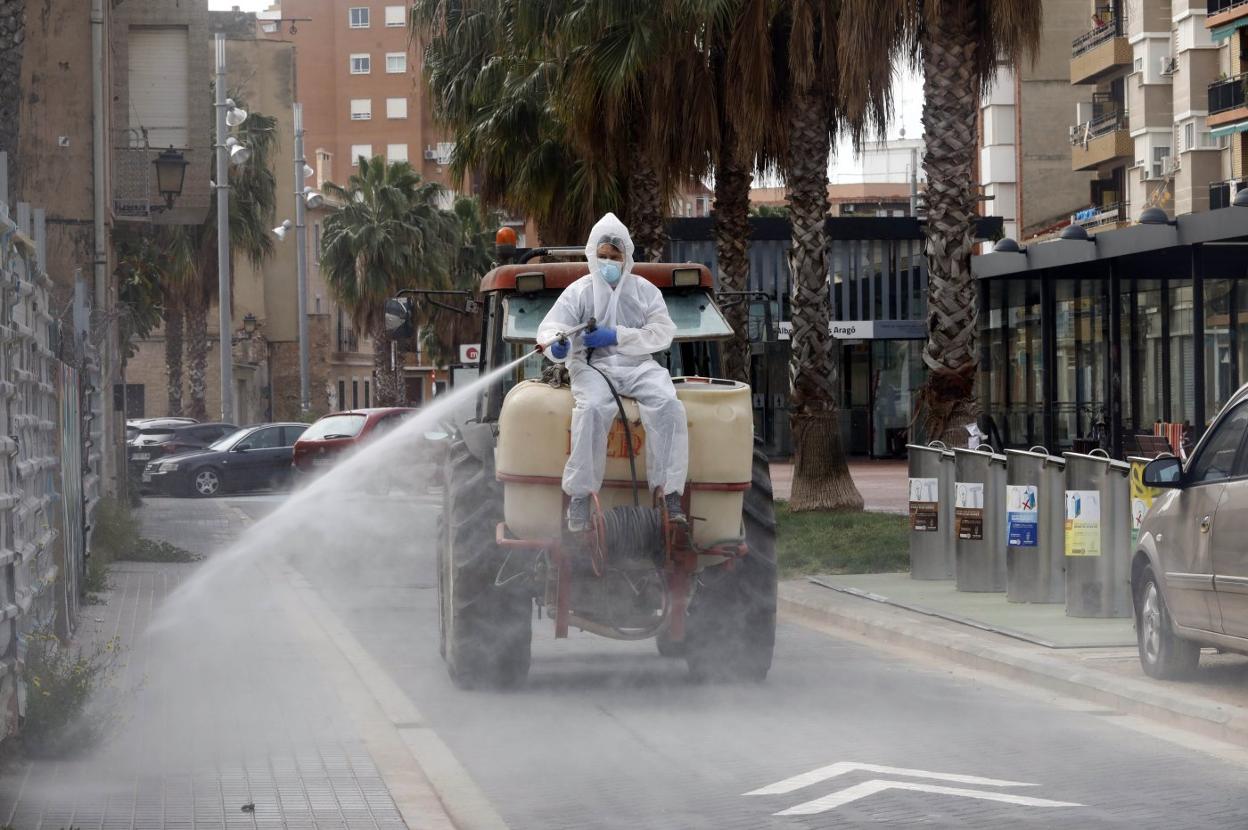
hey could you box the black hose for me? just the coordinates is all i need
[602,506,663,565]
[584,318,641,508]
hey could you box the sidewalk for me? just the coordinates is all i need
[771,459,908,513]
[0,499,455,830]
[780,575,1248,746]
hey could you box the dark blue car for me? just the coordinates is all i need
[141,423,309,497]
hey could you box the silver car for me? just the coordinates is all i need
[1136,387,1248,678]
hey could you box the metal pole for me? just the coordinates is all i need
[215,34,234,423]
[293,103,311,413]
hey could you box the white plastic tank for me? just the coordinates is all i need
[495,377,754,547]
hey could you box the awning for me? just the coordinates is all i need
[1211,15,1248,42]
[1210,120,1248,139]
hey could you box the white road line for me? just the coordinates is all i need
[745,762,1034,796]
[774,779,1083,816]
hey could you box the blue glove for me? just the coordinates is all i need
[583,327,618,349]
[548,338,569,359]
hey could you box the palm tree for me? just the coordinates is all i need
[321,157,455,405]
[418,196,498,368]
[842,0,1041,446]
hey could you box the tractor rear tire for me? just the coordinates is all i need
[438,433,532,689]
[684,442,777,682]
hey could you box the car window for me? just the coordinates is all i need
[240,427,283,450]
[371,412,412,438]
[1189,403,1248,483]
[301,413,367,441]
[282,425,308,446]
[209,428,250,451]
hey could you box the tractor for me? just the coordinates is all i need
[385,242,777,689]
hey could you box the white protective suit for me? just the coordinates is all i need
[537,213,689,499]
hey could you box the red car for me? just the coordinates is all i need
[292,407,417,479]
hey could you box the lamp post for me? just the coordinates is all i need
[293,103,311,413]
[153,147,189,210]
[214,33,235,423]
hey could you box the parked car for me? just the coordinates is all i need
[292,408,417,481]
[1136,384,1248,678]
[126,417,196,443]
[129,421,235,479]
[142,422,308,497]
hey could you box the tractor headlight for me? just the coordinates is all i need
[672,267,701,287]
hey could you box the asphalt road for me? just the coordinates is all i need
[223,492,1248,829]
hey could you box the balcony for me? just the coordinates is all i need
[1070,112,1132,171]
[1070,202,1127,232]
[1209,73,1248,130]
[1071,22,1131,85]
[1207,0,1248,30]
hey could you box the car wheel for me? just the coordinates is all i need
[1136,564,1200,680]
[192,468,223,498]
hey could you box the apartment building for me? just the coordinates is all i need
[979,0,1096,243]
[1067,0,1247,227]
[260,0,455,192]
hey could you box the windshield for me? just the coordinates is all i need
[300,413,367,441]
[208,428,250,451]
[502,290,733,343]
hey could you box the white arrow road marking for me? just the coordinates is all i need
[774,779,1083,816]
[745,762,1033,796]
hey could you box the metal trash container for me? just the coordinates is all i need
[1003,447,1066,604]
[1062,450,1132,618]
[953,447,1007,592]
[907,442,955,580]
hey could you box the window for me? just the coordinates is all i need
[350,98,372,120]
[1189,403,1248,483]
[1134,57,1143,73]
[337,380,346,410]
[350,53,371,74]
[282,426,308,446]
[364,380,371,408]
[1151,145,1171,179]
[1185,122,1194,151]
[240,427,283,450]
[385,5,406,26]
[387,143,408,163]
[386,53,406,74]
[386,97,408,119]
[350,145,373,165]
[349,7,370,28]
[352,380,360,409]
[127,29,190,149]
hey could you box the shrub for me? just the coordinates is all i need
[19,630,122,758]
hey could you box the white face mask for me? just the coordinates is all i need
[599,260,622,286]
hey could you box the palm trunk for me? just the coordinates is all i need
[164,305,185,416]
[186,291,210,421]
[371,318,404,406]
[786,87,863,512]
[916,0,981,447]
[625,135,668,263]
[714,122,753,386]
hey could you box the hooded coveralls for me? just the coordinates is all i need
[537,214,689,500]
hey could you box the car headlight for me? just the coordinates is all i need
[160,461,180,472]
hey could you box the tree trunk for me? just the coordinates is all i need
[714,122,753,386]
[917,0,981,448]
[186,291,210,422]
[371,318,404,406]
[164,306,184,416]
[785,87,863,512]
[625,137,668,263]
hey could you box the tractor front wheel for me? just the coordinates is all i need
[684,442,777,682]
[438,432,532,689]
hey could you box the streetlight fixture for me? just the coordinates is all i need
[153,147,189,209]
[272,219,293,241]
[225,98,248,128]
[303,187,324,209]
[225,136,251,166]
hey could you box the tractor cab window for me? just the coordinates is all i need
[501,290,733,343]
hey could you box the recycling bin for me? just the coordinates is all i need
[952,447,1007,592]
[1062,451,1132,618]
[907,442,955,580]
[1003,447,1066,604]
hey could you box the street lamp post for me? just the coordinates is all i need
[214,33,234,423]
[293,103,311,413]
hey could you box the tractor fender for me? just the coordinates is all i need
[458,421,498,465]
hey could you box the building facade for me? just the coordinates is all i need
[1066,0,1247,230]
[260,0,456,192]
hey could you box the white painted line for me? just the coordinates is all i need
[745,762,1033,796]
[774,779,1083,816]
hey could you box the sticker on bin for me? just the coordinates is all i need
[1129,460,1159,547]
[954,482,984,541]
[1064,489,1101,557]
[1006,484,1038,547]
[908,477,939,532]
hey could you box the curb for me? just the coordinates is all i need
[779,582,1248,745]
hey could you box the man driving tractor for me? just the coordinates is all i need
[537,213,689,533]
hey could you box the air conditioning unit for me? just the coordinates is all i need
[1160,56,1178,76]
[424,146,437,160]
